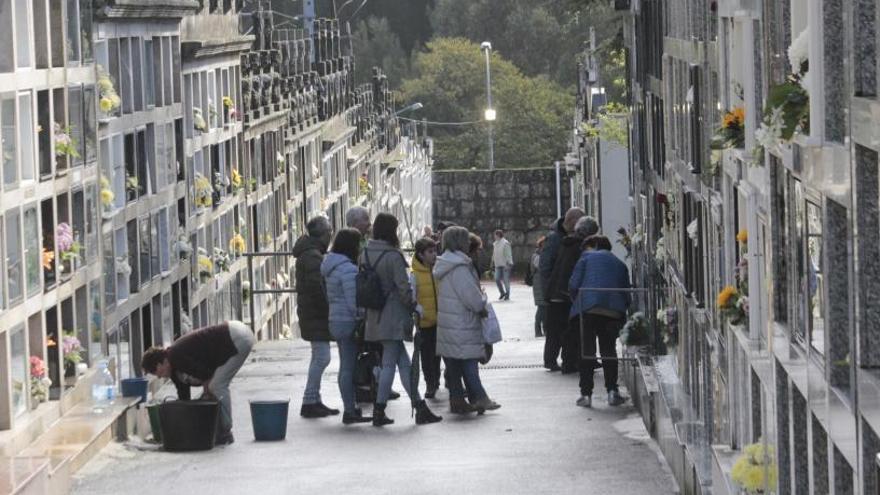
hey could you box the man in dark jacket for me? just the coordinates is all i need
[294,216,340,418]
[142,321,255,445]
[540,208,585,370]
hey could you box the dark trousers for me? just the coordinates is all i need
[578,313,623,396]
[543,301,571,368]
[562,317,582,372]
[535,305,545,336]
[418,326,441,390]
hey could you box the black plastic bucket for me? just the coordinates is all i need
[158,400,220,452]
[250,400,290,441]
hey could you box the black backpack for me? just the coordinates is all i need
[356,250,390,310]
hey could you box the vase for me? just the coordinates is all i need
[64,361,75,378]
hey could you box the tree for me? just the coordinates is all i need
[350,17,410,87]
[400,38,574,170]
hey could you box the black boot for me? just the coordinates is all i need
[414,400,443,425]
[342,408,373,425]
[372,403,394,427]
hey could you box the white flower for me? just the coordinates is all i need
[788,28,809,75]
[242,281,251,292]
[655,236,667,265]
[800,69,811,97]
[687,219,699,243]
[686,86,694,104]
[755,106,785,151]
[656,308,668,325]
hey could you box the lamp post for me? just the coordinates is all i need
[480,41,496,171]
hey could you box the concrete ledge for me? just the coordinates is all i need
[0,456,50,495]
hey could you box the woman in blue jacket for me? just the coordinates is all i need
[568,235,631,408]
[321,228,372,424]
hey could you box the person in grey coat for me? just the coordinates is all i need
[529,236,547,337]
[435,226,501,414]
[361,213,442,427]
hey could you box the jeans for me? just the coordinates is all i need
[535,305,545,336]
[330,321,358,414]
[418,327,442,390]
[445,358,487,402]
[212,321,255,433]
[495,266,511,297]
[543,301,571,368]
[578,313,623,396]
[377,340,421,404]
[302,341,331,405]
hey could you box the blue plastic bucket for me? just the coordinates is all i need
[121,377,149,403]
[250,400,290,441]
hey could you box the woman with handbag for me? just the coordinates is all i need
[435,226,501,414]
[321,228,372,424]
[362,213,442,427]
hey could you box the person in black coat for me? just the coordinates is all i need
[293,216,340,418]
[539,208,585,370]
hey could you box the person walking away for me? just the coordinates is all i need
[362,213,442,426]
[141,321,255,445]
[492,230,514,300]
[294,216,339,418]
[569,235,631,408]
[322,228,372,424]
[435,226,501,414]
[539,208,585,371]
[529,237,547,337]
[411,238,442,399]
[546,216,598,373]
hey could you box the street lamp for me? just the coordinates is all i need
[395,102,423,116]
[480,41,495,171]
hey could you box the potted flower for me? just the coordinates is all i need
[731,442,777,494]
[231,168,243,193]
[100,176,116,217]
[710,107,745,150]
[115,256,132,276]
[213,247,230,273]
[62,333,83,377]
[193,108,208,133]
[194,173,213,209]
[620,312,652,346]
[358,174,372,198]
[29,356,52,408]
[54,123,80,158]
[229,233,246,257]
[56,222,81,273]
[197,249,214,282]
[97,65,122,119]
[222,96,236,123]
[718,285,748,325]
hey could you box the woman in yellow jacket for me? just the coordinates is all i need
[411,237,441,398]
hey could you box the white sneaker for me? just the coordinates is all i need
[576,396,592,408]
[607,390,627,406]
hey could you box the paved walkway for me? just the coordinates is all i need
[72,284,677,494]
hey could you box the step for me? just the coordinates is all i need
[0,456,50,495]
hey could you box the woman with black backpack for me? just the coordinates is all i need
[361,213,442,426]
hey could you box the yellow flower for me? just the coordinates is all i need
[229,233,246,254]
[717,285,738,308]
[222,96,234,108]
[110,94,121,109]
[198,255,214,273]
[722,107,745,129]
[736,229,748,244]
[100,188,114,207]
[100,97,114,113]
[231,168,242,188]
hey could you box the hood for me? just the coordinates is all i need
[553,217,566,234]
[562,234,583,247]
[321,252,353,277]
[433,250,473,281]
[411,256,431,274]
[293,235,326,258]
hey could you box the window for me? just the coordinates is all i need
[131,37,143,112]
[806,201,824,357]
[152,38,163,106]
[114,227,129,301]
[136,129,147,197]
[72,189,84,272]
[144,40,155,108]
[6,208,23,304]
[145,124,157,194]
[119,38,133,115]
[65,0,79,65]
[112,135,124,210]
[150,212,159,277]
[162,37,173,107]
[139,216,151,284]
[172,37,181,104]
[79,0,93,62]
[2,94,18,189]
[18,93,34,181]
[0,2,12,71]
[83,85,96,163]
[124,132,136,202]
[126,220,138,292]
[37,90,51,177]
[85,183,97,262]
[23,206,40,297]
[68,85,84,167]
[158,209,170,273]
[165,123,175,186]
[88,279,102,361]
[10,325,27,417]
[103,230,115,309]
[15,0,32,68]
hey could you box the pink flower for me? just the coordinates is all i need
[62,335,82,354]
[56,223,74,252]
[30,356,46,378]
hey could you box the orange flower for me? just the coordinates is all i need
[717,286,738,308]
[736,229,748,244]
[722,107,745,129]
[42,249,55,270]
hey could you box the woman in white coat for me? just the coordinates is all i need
[434,226,501,414]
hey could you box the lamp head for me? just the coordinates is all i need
[484,108,497,121]
[480,41,492,51]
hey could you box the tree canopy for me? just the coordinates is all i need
[400,38,574,170]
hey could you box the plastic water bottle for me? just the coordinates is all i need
[91,361,116,413]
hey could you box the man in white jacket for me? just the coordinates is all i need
[492,230,514,300]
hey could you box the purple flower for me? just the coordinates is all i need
[62,335,82,354]
[56,223,74,252]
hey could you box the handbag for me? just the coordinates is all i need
[481,303,503,344]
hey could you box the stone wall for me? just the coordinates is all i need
[432,168,571,275]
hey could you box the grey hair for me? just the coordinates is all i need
[574,216,599,238]
[306,216,331,238]
[441,226,471,253]
[345,207,370,228]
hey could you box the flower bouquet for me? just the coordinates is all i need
[717,285,748,325]
[54,123,80,158]
[213,247,230,273]
[62,333,84,376]
[242,280,251,302]
[97,65,122,117]
[100,176,115,215]
[194,173,213,208]
[30,356,52,405]
[231,168,243,193]
[197,249,214,281]
[620,312,651,346]
[229,233,246,257]
[56,222,81,269]
[193,108,208,132]
[657,307,678,346]
[731,442,777,494]
[358,175,372,197]
[710,107,745,150]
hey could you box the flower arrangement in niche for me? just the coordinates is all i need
[56,223,81,265]
[657,307,678,346]
[213,248,230,272]
[717,285,748,325]
[654,235,667,267]
[193,108,208,132]
[175,235,193,259]
[115,256,132,276]
[731,442,778,494]
[620,312,651,346]
[100,176,115,208]
[97,65,121,116]
[241,280,251,302]
[54,123,80,158]
[62,333,84,368]
[710,107,745,168]
[197,249,214,280]
[358,174,372,197]
[229,233,246,257]
[194,174,213,208]
[30,356,52,405]
[231,168,243,193]
[207,99,218,127]
[41,248,54,271]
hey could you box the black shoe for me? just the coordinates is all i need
[424,387,438,399]
[389,390,401,400]
[414,400,443,425]
[215,431,235,445]
[372,403,394,427]
[342,409,373,424]
[545,363,562,372]
[300,403,330,418]
[503,293,510,301]
[316,402,340,416]
[355,387,374,403]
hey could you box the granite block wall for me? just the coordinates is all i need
[432,168,572,275]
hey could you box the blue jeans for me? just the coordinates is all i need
[377,340,421,404]
[495,266,511,297]
[445,358,487,402]
[303,341,331,404]
[330,321,359,414]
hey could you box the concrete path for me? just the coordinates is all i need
[72,284,677,495]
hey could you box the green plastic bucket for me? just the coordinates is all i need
[147,403,162,443]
